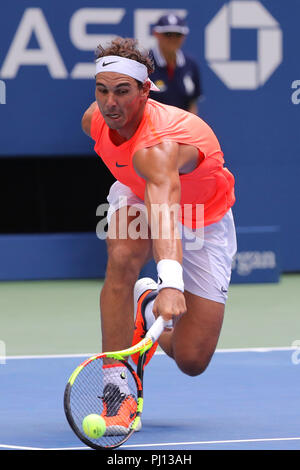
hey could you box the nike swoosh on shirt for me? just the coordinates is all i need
[116,162,128,167]
[102,60,119,67]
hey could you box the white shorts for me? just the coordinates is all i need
[107,181,237,304]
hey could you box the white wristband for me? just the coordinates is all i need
[157,259,184,293]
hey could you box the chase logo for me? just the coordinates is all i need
[205,0,283,89]
[0,7,187,80]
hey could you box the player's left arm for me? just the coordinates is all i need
[81,101,98,137]
[133,142,186,321]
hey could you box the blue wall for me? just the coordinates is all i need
[0,229,280,283]
[0,1,299,272]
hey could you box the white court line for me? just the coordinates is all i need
[3,353,95,360]
[1,436,300,451]
[121,436,300,449]
[3,346,299,361]
[0,444,44,450]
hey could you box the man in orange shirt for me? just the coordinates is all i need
[82,37,236,434]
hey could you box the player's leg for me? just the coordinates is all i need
[139,209,237,375]
[99,182,153,434]
[159,209,237,375]
[100,204,152,434]
[100,203,153,435]
[100,204,152,353]
[159,293,224,376]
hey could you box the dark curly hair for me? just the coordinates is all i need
[95,37,154,79]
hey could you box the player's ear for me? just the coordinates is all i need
[142,80,151,99]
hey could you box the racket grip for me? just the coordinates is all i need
[145,316,171,343]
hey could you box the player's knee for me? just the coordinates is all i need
[176,354,212,377]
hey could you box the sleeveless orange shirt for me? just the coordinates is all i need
[91,99,235,227]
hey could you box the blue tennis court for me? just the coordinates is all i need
[1,0,300,458]
[1,348,299,451]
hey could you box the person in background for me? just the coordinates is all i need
[149,13,203,114]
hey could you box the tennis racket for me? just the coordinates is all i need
[64,315,169,450]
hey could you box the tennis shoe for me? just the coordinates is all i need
[131,277,158,367]
[100,383,141,435]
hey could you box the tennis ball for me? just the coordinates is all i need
[82,414,106,439]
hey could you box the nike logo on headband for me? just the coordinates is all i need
[102,60,119,67]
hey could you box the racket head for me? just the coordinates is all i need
[64,354,143,450]
[64,317,166,449]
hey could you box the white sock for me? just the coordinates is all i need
[103,365,130,395]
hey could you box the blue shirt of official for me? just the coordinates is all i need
[149,46,203,111]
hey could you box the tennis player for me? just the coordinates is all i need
[81,37,237,433]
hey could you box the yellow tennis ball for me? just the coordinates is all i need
[82,414,106,439]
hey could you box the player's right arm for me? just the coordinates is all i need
[81,101,98,137]
[133,142,187,322]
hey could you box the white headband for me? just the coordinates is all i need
[95,56,160,91]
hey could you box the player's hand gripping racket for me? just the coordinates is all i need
[64,316,169,450]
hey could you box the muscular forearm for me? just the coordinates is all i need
[136,146,186,318]
[145,180,182,264]
[151,215,182,264]
[134,141,183,265]
[147,187,186,315]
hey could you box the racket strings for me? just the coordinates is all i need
[69,357,139,447]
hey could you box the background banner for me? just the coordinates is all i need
[0,0,299,272]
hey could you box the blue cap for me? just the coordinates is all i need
[153,14,189,35]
